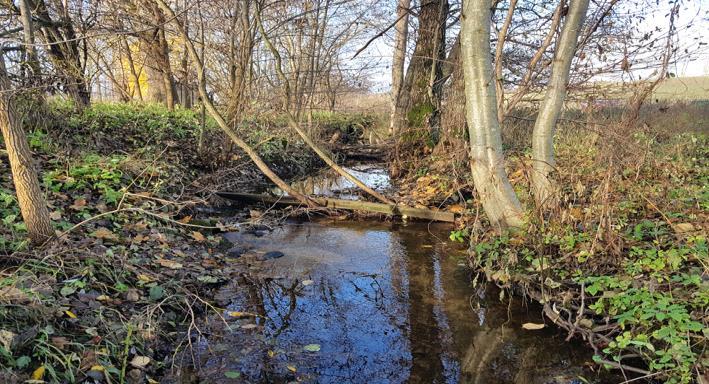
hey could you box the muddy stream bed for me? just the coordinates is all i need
[182,165,616,383]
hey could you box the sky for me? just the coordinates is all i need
[358,0,709,91]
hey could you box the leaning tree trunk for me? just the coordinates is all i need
[461,0,524,230]
[531,0,590,208]
[0,58,53,244]
[389,0,410,134]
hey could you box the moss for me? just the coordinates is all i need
[406,102,434,128]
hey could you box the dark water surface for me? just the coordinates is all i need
[193,221,613,383]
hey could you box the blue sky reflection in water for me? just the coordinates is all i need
[203,222,614,383]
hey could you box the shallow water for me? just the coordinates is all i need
[272,164,390,200]
[194,221,613,383]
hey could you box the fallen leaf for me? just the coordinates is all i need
[157,258,183,270]
[0,329,16,350]
[191,231,206,242]
[69,198,87,210]
[0,286,31,303]
[179,215,192,224]
[31,365,45,380]
[137,274,154,283]
[49,211,62,220]
[197,275,219,284]
[522,322,545,330]
[674,223,695,233]
[51,337,69,350]
[130,356,151,368]
[65,310,78,319]
[287,365,297,372]
[579,318,595,329]
[240,324,258,330]
[303,343,321,352]
[447,204,465,213]
[92,227,118,241]
[301,280,314,286]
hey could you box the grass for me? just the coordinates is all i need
[0,100,379,382]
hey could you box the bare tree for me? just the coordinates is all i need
[255,1,394,204]
[531,0,590,207]
[461,0,524,230]
[152,0,314,205]
[0,56,53,244]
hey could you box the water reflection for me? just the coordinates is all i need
[203,221,610,383]
[271,164,390,199]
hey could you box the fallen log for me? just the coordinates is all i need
[216,192,455,223]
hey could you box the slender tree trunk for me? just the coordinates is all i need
[494,0,517,122]
[18,0,41,82]
[531,0,590,207]
[0,58,53,244]
[121,36,143,101]
[389,0,410,134]
[152,0,314,206]
[461,0,524,230]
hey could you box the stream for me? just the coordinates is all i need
[188,165,615,383]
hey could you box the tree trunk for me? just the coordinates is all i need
[0,58,53,244]
[531,0,590,207]
[121,36,143,101]
[461,0,524,230]
[389,0,410,134]
[18,0,41,82]
[29,0,90,108]
[392,0,448,147]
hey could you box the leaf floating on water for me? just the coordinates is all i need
[303,343,321,352]
[224,370,241,378]
[301,279,314,286]
[227,311,254,318]
[522,322,545,330]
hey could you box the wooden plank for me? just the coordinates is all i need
[216,192,456,222]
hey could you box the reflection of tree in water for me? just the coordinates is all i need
[204,222,603,384]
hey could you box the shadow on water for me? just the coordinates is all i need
[189,221,615,383]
